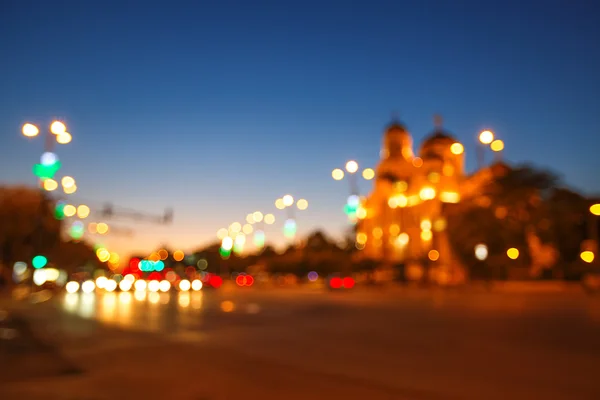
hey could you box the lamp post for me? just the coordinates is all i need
[477,130,494,169]
[588,203,600,256]
[21,120,73,291]
[477,130,505,168]
[275,195,308,241]
[332,160,374,223]
[245,211,276,250]
[22,121,72,190]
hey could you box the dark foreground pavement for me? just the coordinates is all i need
[1,287,600,400]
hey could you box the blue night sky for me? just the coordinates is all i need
[1,0,599,257]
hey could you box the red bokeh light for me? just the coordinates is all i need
[209,275,223,288]
[235,275,254,287]
[129,258,140,273]
[342,277,355,289]
[148,272,162,281]
[330,277,342,289]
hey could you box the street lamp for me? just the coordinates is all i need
[586,203,600,257]
[332,160,374,196]
[275,195,307,240]
[247,211,276,249]
[477,130,506,168]
[21,120,74,290]
[477,130,493,169]
[22,120,73,192]
[332,160,374,223]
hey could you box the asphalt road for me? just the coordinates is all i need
[1,286,600,399]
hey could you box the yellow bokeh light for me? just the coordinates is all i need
[394,181,408,192]
[589,204,600,216]
[388,194,407,209]
[43,179,58,191]
[77,205,90,219]
[397,232,409,246]
[412,157,423,168]
[450,142,464,155]
[221,236,233,251]
[217,228,228,239]
[389,224,400,236]
[507,248,519,260]
[427,172,440,183]
[22,123,39,137]
[345,160,359,174]
[149,252,160,262]
[297,199,308,210]
[275,198,285,209]
[50,121,66,134]
[221,300,235,313]
[264,213,275,224]
[420,219,432,231]
[252,211,263,222]
[362,168,375,180]
[63,204,76,217]
[442,163,455,176]
[158,249,169,260]
[283,194,294,207]
[419,187,436,201]
[580,251,594,263]
[440,192,460,203]
[420,230,433,241]
[64,185,77,194]
[96,222,109,234]
[230,222,241,232]
[372,227,383,239]
[96,248,110,262]
[490,139,504,152]
[356,207,367,219]
[428,249,440,261]
[433,218,447,232]
[242,223,253,234]
[109,252,120,265]
[479,130,494,144]
[61,176,75,188]
[56,132,72,144]
[332,168,344,181]
[246,214,254,224]
[173,250,185,262]
[356,232,367,245]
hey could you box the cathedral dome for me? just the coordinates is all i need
[419,115,458,158]
[382,119,413,160]
[385,120,409,136]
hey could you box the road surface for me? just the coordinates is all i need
[1,286,600,399]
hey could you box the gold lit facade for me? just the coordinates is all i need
[357,117,500,278]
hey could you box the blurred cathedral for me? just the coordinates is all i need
[356,116,507,283]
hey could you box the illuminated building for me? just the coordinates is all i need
[357,116,509,281]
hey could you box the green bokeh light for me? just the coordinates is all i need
[33,160,61,180]
[32,255,47,269]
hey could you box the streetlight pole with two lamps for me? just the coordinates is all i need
[332,160,375,223]
[477,130,505,168]
[275,195,308,240]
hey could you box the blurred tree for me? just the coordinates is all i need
[447,164,561,279]
[0,186,62,283]
[48,240,100,274]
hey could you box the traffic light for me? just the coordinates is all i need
[284,219,296,238]
[54,203,66,220]
[344,195,360,223]
[33,160,61,180]
[32,255,47,269]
